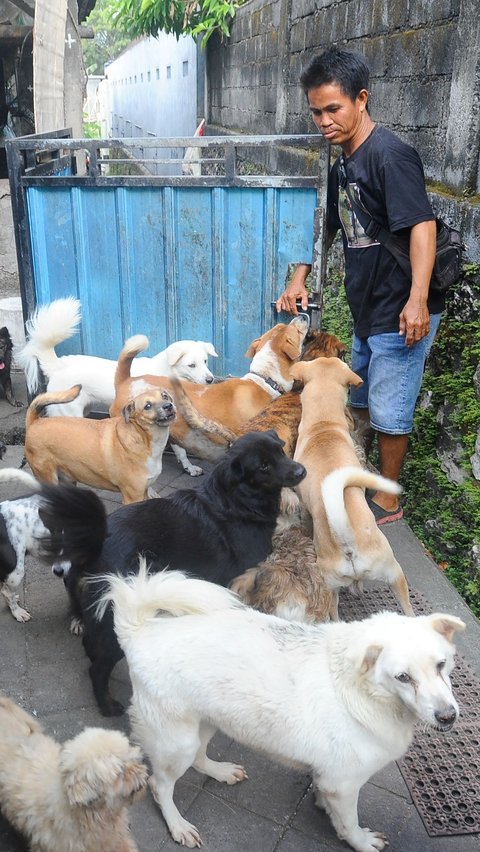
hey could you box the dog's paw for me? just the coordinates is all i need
[70,616,84,636]
[171,818,203,848]
[351,827,389,852]
[185,464,204,476]
[211,761,248,785]
[279,487,301,515]
[12,605,32,623]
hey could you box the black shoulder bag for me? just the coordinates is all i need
[338,156,464,293]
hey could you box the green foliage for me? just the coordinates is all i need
[83,117,101,138]
[108,0,246,46]
[83,0,132,75]
[402,267,480,615]
[320,269,353,355]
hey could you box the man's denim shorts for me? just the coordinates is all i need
[349,314,442,435]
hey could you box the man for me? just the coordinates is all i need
[276,47,442,524]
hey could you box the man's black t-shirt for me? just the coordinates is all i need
[327,125,445,337]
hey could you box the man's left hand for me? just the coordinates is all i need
[399,299,430,346]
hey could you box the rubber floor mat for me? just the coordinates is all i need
[339,585,480,836]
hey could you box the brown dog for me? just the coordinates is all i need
[235,329,347,456]
[110,316,310,475]
[291,357,413,619]
[25,384,176,504]
[163,329,348,462]
[230,525,334,622]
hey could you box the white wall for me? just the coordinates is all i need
[103,33,198,174]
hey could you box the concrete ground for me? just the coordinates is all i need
[0,368,479,852]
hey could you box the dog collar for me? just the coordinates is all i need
[249,371,286,395]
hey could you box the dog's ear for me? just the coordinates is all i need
[122,400,136,423]
[290,362,307,383]
[340,362,363,388]
[167,341,189,367]
[359,644,383,674]
[245,324,283,359]
[204,342,218,358]
[61,730,147,806]
[245,336,263,358]
[429,614,466,643]
[282,331,303,362]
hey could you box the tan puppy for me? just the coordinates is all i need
[230,525,335,622]
[291,357,413,619]
[0,694,147,852]
[110,316,310,475]
[235,329,347,456]
[25,384,176,504]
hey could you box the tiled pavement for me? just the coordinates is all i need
[0,369,479,852]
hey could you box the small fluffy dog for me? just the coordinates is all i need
[101,565,464,851]
[230,525,334,621]
[110,316,310,475]
[25,384,176,504]
[39,431,306,715]
[18,297,218,416]
[0,326,22,407]
[0,468,70,622]
[291,357,414,619]
[0,694,147,852]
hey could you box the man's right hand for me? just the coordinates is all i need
[275,264,311,316]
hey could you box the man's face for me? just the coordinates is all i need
[307,82,368,148]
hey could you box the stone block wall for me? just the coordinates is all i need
[207,0,480,202]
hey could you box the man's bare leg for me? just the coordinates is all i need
[373,432,409,511]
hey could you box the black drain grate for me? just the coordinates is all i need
[338,586,480,836]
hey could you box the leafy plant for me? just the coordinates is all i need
[107,0,245,46]
[83,0,132,75]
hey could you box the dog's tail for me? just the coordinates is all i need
[38,483,107,567]
[25,385,82,428]
[0,468,39,491]
[321,466,402,546]
[114,334,149,390]
[97,558,243,640]
[16,297,82,393]
[170,377,237,445]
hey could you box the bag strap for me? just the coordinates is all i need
[339,155,413,278]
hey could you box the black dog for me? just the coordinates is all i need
[40,430,306,716]
[0,327,21,407]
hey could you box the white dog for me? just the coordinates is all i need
[100,563,464,852]
[0,694,148,852]
[18,297,218,416]
[0,468,70,622]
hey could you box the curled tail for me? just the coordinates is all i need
[97,558,243,643]
[114,334,149,390]
[38,483,107,568]
[25,385,82,428]
[321,466,402,546]
[170,378,237,445]
[17,298,82,393]
[0,468,39,491]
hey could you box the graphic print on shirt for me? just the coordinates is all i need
[339,183,380,249]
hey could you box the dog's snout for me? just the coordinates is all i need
[434,706,458,728]
[206,376,214,384]
[163,401,174,412]
[292,462,307,482]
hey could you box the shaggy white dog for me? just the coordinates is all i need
[100,563,464,852]
[0,695,148,852]
[18,297,218,416]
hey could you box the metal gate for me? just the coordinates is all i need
[6,131,328,377]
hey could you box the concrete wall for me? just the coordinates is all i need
[207,0,480,199]
[103,33,198,173]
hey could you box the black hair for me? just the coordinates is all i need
[300,48,369,101]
